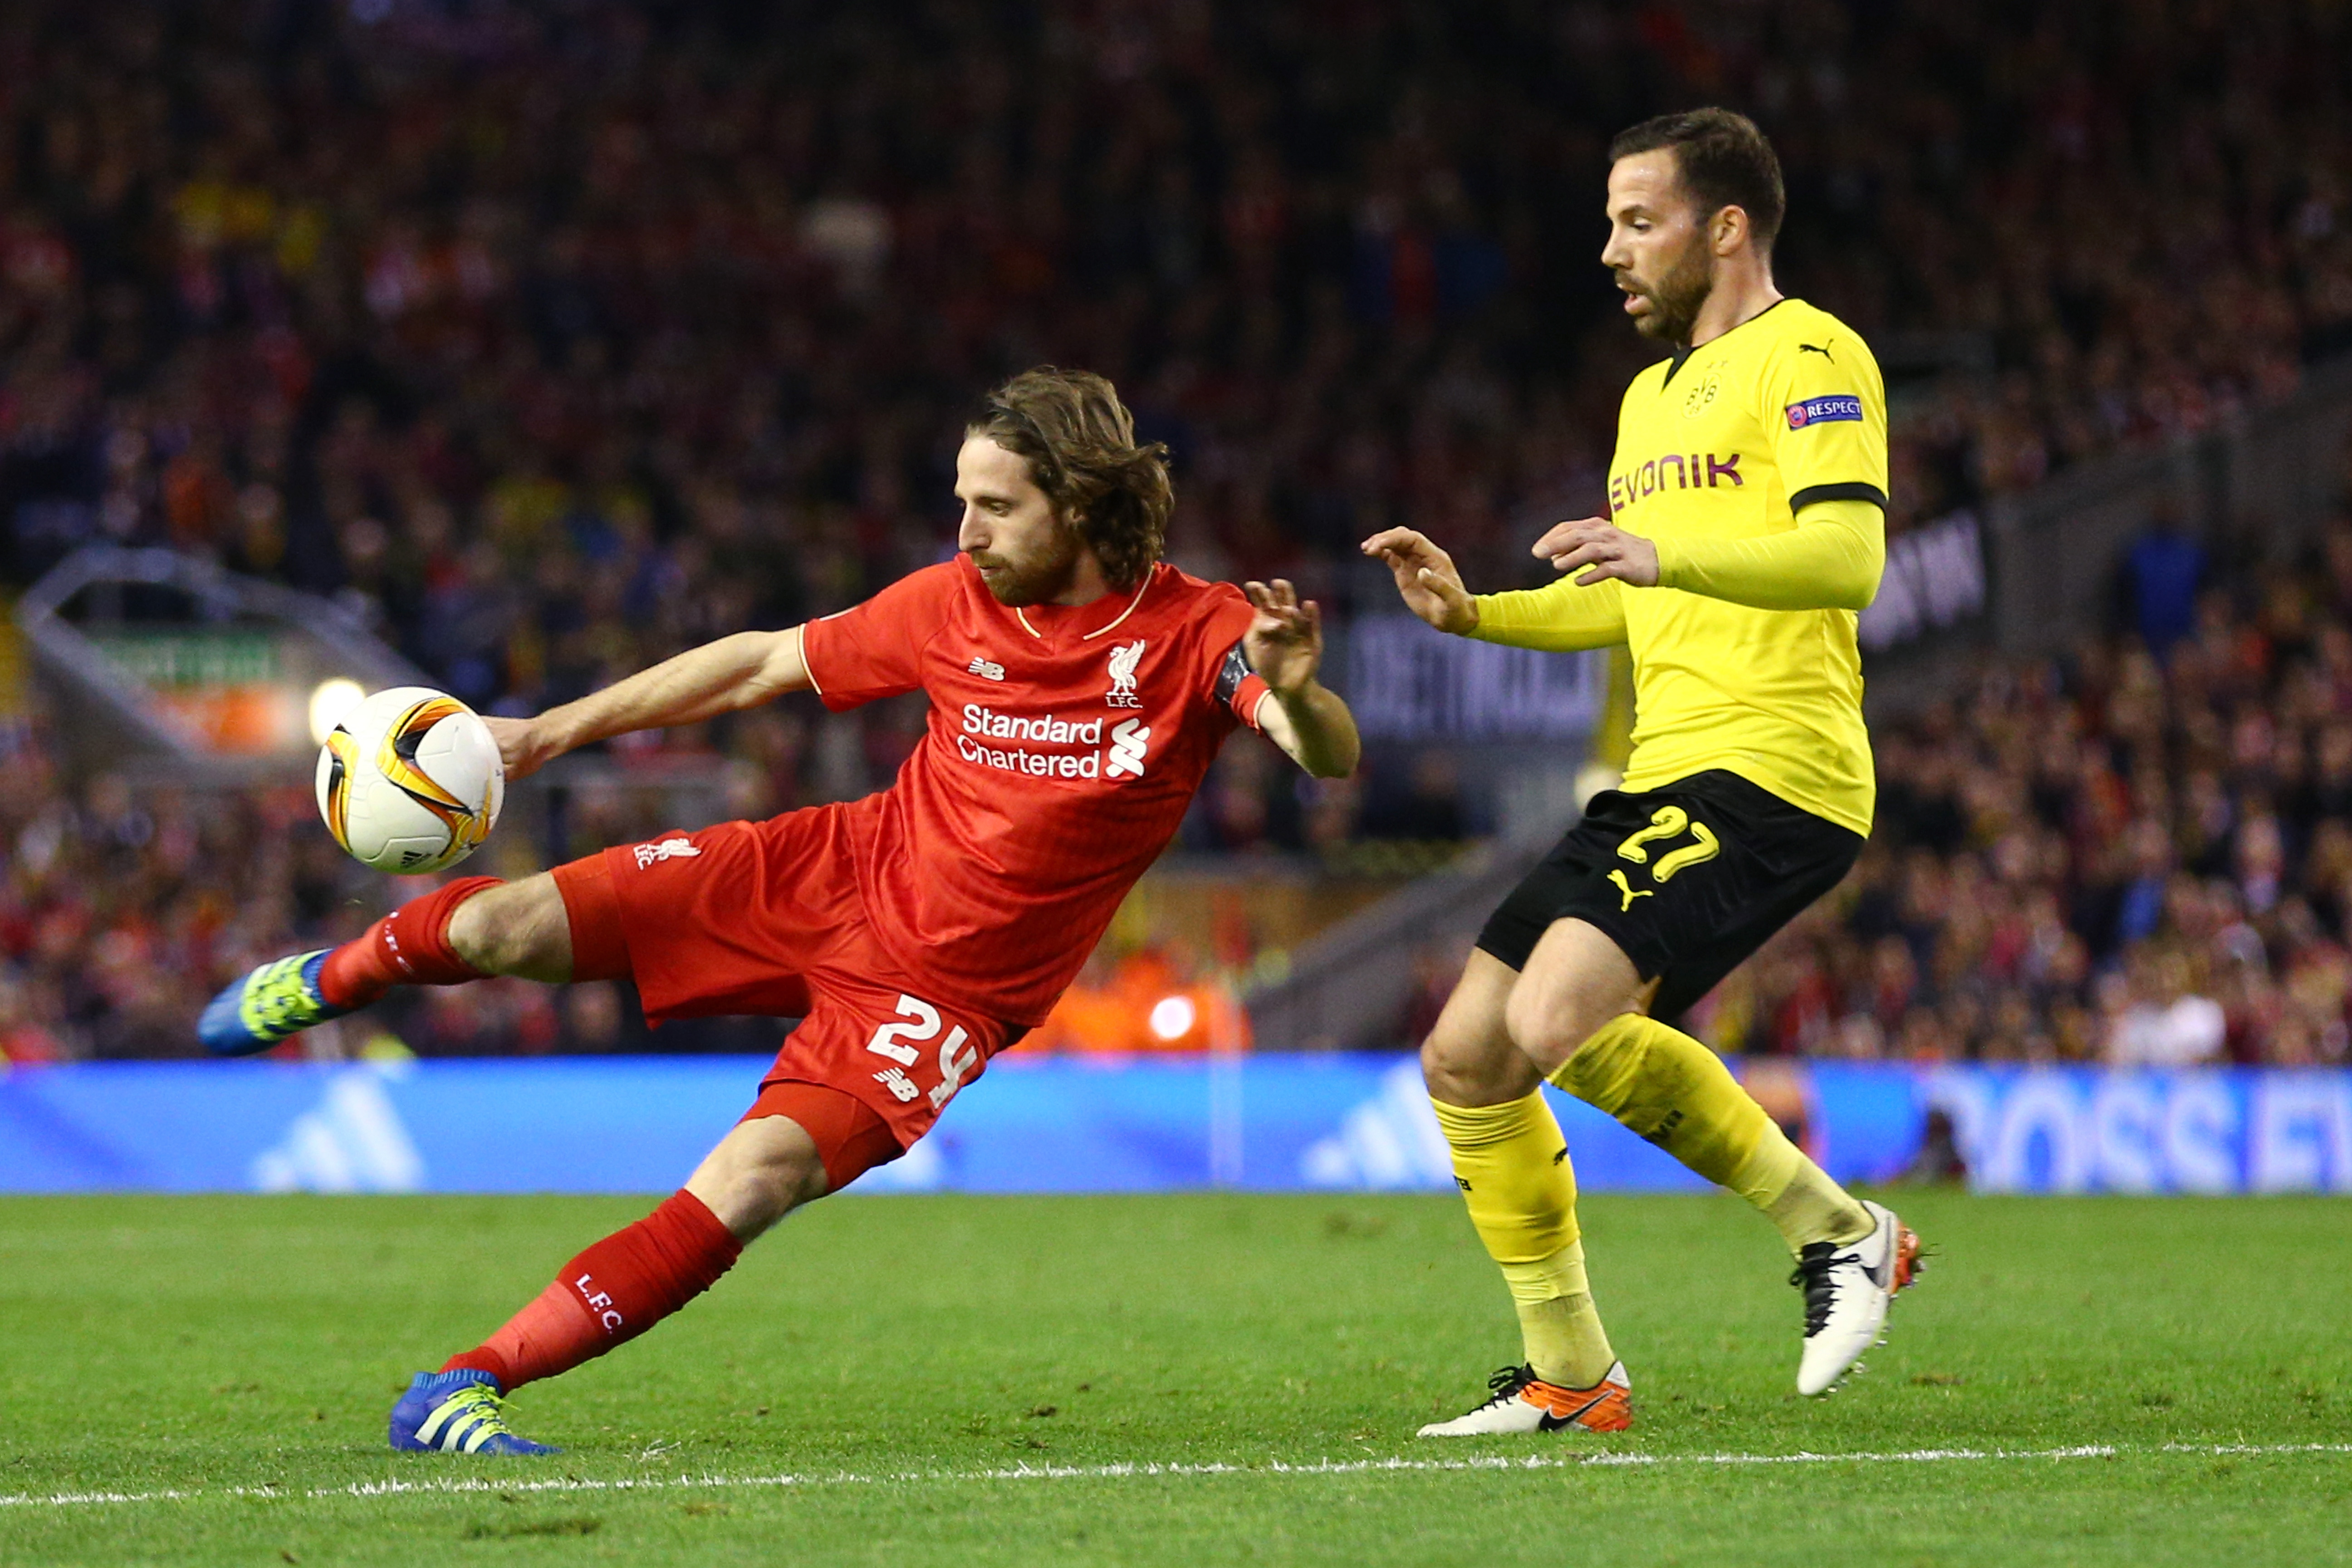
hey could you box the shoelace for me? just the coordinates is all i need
[430,1385,521,1448]
[1789,1243,1847,1338]
[1475,1365,1537,1407]
[256,960,303,1000]
[251,960,320,1032]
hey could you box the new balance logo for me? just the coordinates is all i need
[632,837,702,869]
[1104,717,1152,779]
[1106,640,1146,707]
[929,1032,978,1110]
[967,656,1005,681]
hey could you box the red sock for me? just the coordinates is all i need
[317,875,502,1009]
[443,1190,742,1391]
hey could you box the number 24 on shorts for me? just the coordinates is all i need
[864,994,980,1111]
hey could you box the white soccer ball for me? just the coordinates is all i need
[315,686,505,874]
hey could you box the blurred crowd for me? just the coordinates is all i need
[7,0,2352,719]
[0,716,716,1060]
[9,0,2352,1062]
[15,505,2352,1065]
[1695,513,2352,1069]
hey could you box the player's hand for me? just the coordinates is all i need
[1531,517,1660,588]
[1360,527,1479,634]
[483,715,560,781]
[1241,579,1323,695]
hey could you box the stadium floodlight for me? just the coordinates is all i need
[308,677,368,747]
[1149,994,1198,1042]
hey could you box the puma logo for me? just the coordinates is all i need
[1798,340,1835,360]
[1608,868,1654,911]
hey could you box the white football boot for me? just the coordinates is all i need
[1792,1200,1924,1396]
[1416,1362,1632,1436]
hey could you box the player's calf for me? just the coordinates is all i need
[196,873,587,1055]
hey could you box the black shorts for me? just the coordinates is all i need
[1477,769,1864,1024]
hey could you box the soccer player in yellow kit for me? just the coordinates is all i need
[1365,108,1921,1436]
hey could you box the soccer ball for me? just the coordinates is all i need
[315,686,505,874]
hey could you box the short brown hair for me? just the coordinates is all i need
[968,368,1173,592]
[1609,108,1785,250]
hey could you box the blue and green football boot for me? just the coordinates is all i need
[196,951,348,1057]
[389,1370,559,1455]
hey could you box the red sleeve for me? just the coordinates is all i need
[1200,586,1271,731]
[800,562,962,711]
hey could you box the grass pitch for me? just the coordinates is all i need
[0,1191,2346,1566]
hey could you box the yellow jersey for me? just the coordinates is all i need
[1470,298,1887,836]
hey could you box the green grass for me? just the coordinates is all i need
[1,1192,2347,1566]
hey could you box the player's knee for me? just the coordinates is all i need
[1420,1013,1536,1107]
[1501,985,1603,1077]
[690,1119,829,1242]
[1419,1026,1475,1102]
[448,877,567,979]
[720,1149,826,1234]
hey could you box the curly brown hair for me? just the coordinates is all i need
[968,367,1173,592]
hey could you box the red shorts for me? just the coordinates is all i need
[549,805,1017,1166]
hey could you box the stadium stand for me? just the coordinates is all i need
[7,1,2352,1060]
[1706,512,2352,1068]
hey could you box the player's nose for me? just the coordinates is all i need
[956,506,988,553]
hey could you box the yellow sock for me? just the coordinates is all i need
[1735,1120,1876,1252]
[1429,1093,1617,1388]
[1549,1014,1872,1252]
[1499,1240,1615,1388]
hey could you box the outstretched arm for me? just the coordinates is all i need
[487,627,810,779]
[1526,498,1884,612]
[1361,526,1627,652]
[1241,579,1360,779]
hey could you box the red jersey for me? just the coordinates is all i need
[799,557,1270,1024]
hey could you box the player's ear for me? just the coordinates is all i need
[1712,205,1745,255]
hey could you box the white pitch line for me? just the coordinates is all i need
[4,1442,2347,1513]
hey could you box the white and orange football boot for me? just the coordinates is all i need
[1793,1200,1924,1396]
[1417,1361,1632,1437]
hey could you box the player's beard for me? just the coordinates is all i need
[1625,239,1717,346]
[970,527,1082,607]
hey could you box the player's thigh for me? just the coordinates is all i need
[614,813,854,1024]
[445,872,572,982]
[1650,842,1861,1023]
[1420,948,1542,1107]
[1504,916,1652,1077]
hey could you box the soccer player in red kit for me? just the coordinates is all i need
[198,368,1361,1455]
